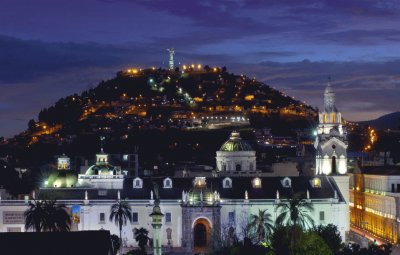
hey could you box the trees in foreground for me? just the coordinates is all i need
[24,199,71,232]
[214,193,393,255]
[133,227,150,254]
[109,200,132,251]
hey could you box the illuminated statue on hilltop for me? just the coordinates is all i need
[314,80,348,175]
[167,48,175,70]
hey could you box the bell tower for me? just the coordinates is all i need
[314,81,348,175]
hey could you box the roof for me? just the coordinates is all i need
[219,131,253,152]
[0,231,112,255]
[38,175,344,202]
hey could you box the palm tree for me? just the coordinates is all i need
[134,227,149,254]
[248,209,274,243]
[109,200,132,249]
[24,200,71,232]
[24,200,46,232]
[276,193,314,253]
[42,200,71,232]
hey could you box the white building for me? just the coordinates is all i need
[315,82,348,175]
[215,131,257,174]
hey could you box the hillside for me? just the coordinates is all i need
[359,111,400,130]
[0,66,317,168]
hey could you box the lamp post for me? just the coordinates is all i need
[150,183,164,255]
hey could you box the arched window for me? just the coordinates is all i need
[133,177,143,188]
[332,156,337,174]
[323,113,327,124]
[281,177,292,188]
[252,177,262,188]
[311,177,321,188]
[236,164,241,172]
[331,113,335,123]
[249,163,254,171]
[223,177,232,188]
[163,178,173,188]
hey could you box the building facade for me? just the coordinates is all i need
[350,166,400,244]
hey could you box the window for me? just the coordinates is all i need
[223,177,232,188]
[99,213,105,223]
[249,163,254,171]
[311,178,321,188]
[236,164,241,171]
[281,177,291,188]
[323,113,327,124]
[165,212,171,223]
[252,177,262,188]
[163,178,173,188]
[331,113,335,123]
[123,154,129,161]
[133,177,143,188]
[194,177,206,188]
[228,212,235,224]
[98,190,107,196]
[132,212,138,223]
[319,211,325,221]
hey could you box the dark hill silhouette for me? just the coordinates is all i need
[359,111,400,130]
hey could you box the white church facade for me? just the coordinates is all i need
[0,83,350,253]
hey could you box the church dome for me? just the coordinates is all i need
[46,171,77,188]
[219,131,253,151]
[185,177,219,206]
[85,163,117,175]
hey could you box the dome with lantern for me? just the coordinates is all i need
[84,150,120,175]
[182,177,220,206]
[45,154,78,188]
[219,131,253,152]
[216,131,257,173]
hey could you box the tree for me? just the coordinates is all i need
[134,227,149,254]
[270,225,291,255]
[24,200,46,232]
[110,234,121,255]
[248,209,274,243]
[24,200,71,232]
[276,193,314,252]
[42,200,71,232]
[294,232,333,255]
[28,119,36,132]
[313,224,343,254]
[110,200,132,250]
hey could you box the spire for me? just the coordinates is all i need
[324,78,337,112]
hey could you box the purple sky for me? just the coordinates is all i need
[1,0,400,137]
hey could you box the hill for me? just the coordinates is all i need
[359,112,400,130]
[0,66,317,168]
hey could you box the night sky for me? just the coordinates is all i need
[1,0,400,137]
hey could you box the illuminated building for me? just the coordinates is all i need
[216,131,256,174]
[350,166,400,244]
[315,82,348,175]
